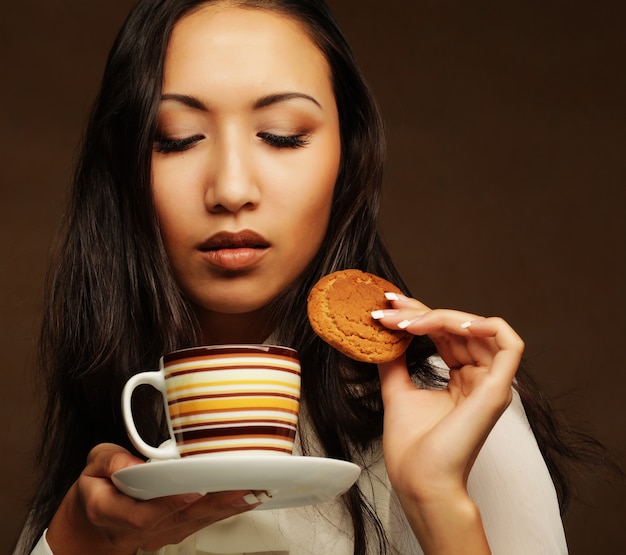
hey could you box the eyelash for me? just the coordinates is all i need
[257,132,310,149]
[154,134,203,154]
[154,132,310,154]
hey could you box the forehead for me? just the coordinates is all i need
[163,5,333,98]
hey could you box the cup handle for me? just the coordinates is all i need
[121,372,179,460]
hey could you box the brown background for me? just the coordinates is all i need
[1,0,624,552]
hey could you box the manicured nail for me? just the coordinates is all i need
[255,491,273,503]
[243,493,262,505]
[232,493,264,507]
[371,309,399,320]
[398,315,424,329]
[384,292,401,301]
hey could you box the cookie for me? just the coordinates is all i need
[307,269,412,363]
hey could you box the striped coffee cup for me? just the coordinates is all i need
[122,345,300,459]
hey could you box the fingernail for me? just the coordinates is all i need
[460,321,473,329]
[240,493,261,505]
[398,315,424,329]
[255,491,273,503]
[384,292,401,301]
[183,493,204,504]
[371,309,399,320]
[232,493,264,507]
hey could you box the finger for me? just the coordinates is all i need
[383,292,432,312]
[171,490,262,525]
[81,445,204,530]
[78,445,266,552]
[395,311,522,383]
[394,309,490,368]
[395,310,501,360]
[80,469,198,529]
[429,333,474,369]
[371,294,428,328]
[371,302,429,332]
[434,332,500,371]
[373,306,490,370]
[463,317,524,352]
[87,443,144,477]
[462,317,524,381]
[82,476,261,547]
[140,490,264,551]
[374,303,482,338]
[377,354,414,406]
[397,308,483,334]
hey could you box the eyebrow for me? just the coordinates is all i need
[253,92,322,110]
[160,92,322,111]
[160,93,208,111]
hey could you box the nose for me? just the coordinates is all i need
[204,133,261,214]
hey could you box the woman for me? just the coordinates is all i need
[19,0,570,553]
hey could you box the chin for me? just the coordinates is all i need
[193,295,271,316]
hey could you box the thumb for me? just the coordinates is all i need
[87,443,144,478]
[378,354,413,406]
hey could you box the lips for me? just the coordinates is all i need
[199,230,270,251]
[198,230,270,270]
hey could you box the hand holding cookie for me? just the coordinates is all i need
[372,293,524,552]
[307,271,523,477]
[308,271,523,552]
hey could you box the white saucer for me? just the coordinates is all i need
[112,455,361,510]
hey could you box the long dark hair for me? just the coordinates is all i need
[22,0,611,553]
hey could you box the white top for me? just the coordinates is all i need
[25,388,568,554]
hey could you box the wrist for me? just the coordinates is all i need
[398,488,491,555]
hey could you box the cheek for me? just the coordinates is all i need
[306,146,340,237]
[289,129,340,225]
[151,159,200,246]
[286,161,337,253]
[151,187,180,252]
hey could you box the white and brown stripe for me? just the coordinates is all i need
[163,348,301,457]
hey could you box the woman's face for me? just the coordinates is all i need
[152,5,340,337]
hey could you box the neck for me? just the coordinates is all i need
[194,307,273,345]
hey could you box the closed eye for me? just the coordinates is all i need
[257,132,310,149]
[154,134,205,154]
